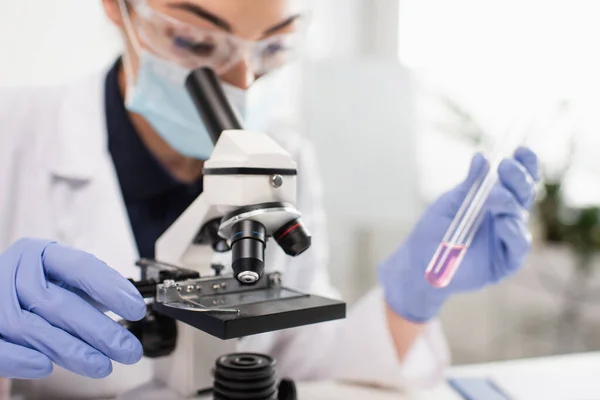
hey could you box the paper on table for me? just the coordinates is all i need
[492,369,600,400]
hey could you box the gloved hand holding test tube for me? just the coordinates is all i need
[380,115,540,323]
[425,122,532,288]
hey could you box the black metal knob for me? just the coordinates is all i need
[120,306,178,358]
[211,263,225,276]
[213,353,277,400]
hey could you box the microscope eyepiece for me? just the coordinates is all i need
[185,67,243,144]
[274,219,312,257]
[231,219,267,285]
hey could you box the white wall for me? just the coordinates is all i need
[300,59,418,301]
[303,0,368,59]
[305,0,401,59]
[398,0,600,204]
[0,0,120,86]
[299,0,418,302]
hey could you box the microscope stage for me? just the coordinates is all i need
[153,288,346,340]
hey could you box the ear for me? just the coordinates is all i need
[102,0,125,28]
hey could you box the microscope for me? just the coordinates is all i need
[125,68,346,398]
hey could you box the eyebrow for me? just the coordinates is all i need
[263,14,302,37]
[168,2,301,36]
[168,3,232,32]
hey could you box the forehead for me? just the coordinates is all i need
[147,0,307,37]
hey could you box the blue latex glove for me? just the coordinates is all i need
[0,238,147,379]
[380,147,540,323]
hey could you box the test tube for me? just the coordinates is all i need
[425,121,530,288]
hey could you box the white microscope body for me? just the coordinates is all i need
[153,129,299,396]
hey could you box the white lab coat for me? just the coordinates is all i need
[0,67,450,399]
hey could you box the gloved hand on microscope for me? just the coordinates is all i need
[0,239,146,379]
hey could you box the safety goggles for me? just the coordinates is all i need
[128,0,308,76]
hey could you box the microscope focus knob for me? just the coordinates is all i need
[213,353,277,400]
[120,306,178,358]
[212,353,297,400]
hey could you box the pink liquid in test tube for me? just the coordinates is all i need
[425,242,467,288]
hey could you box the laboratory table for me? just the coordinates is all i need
[300,352,600,399]
[115,352,600,399]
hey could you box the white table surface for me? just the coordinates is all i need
[299,352,600,399]
[449,351,600,400]
[119,352,600,400]
[295,381,461,400]
[449,351,600,376]
[119,380,461,400]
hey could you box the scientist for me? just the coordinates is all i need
[0,0,539,398]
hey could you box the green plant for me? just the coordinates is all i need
[537,180,600,272]
[435,94,488,147]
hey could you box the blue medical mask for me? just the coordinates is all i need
[124,51,247,160]
[118,0,284,160]
[117,0,251,160]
